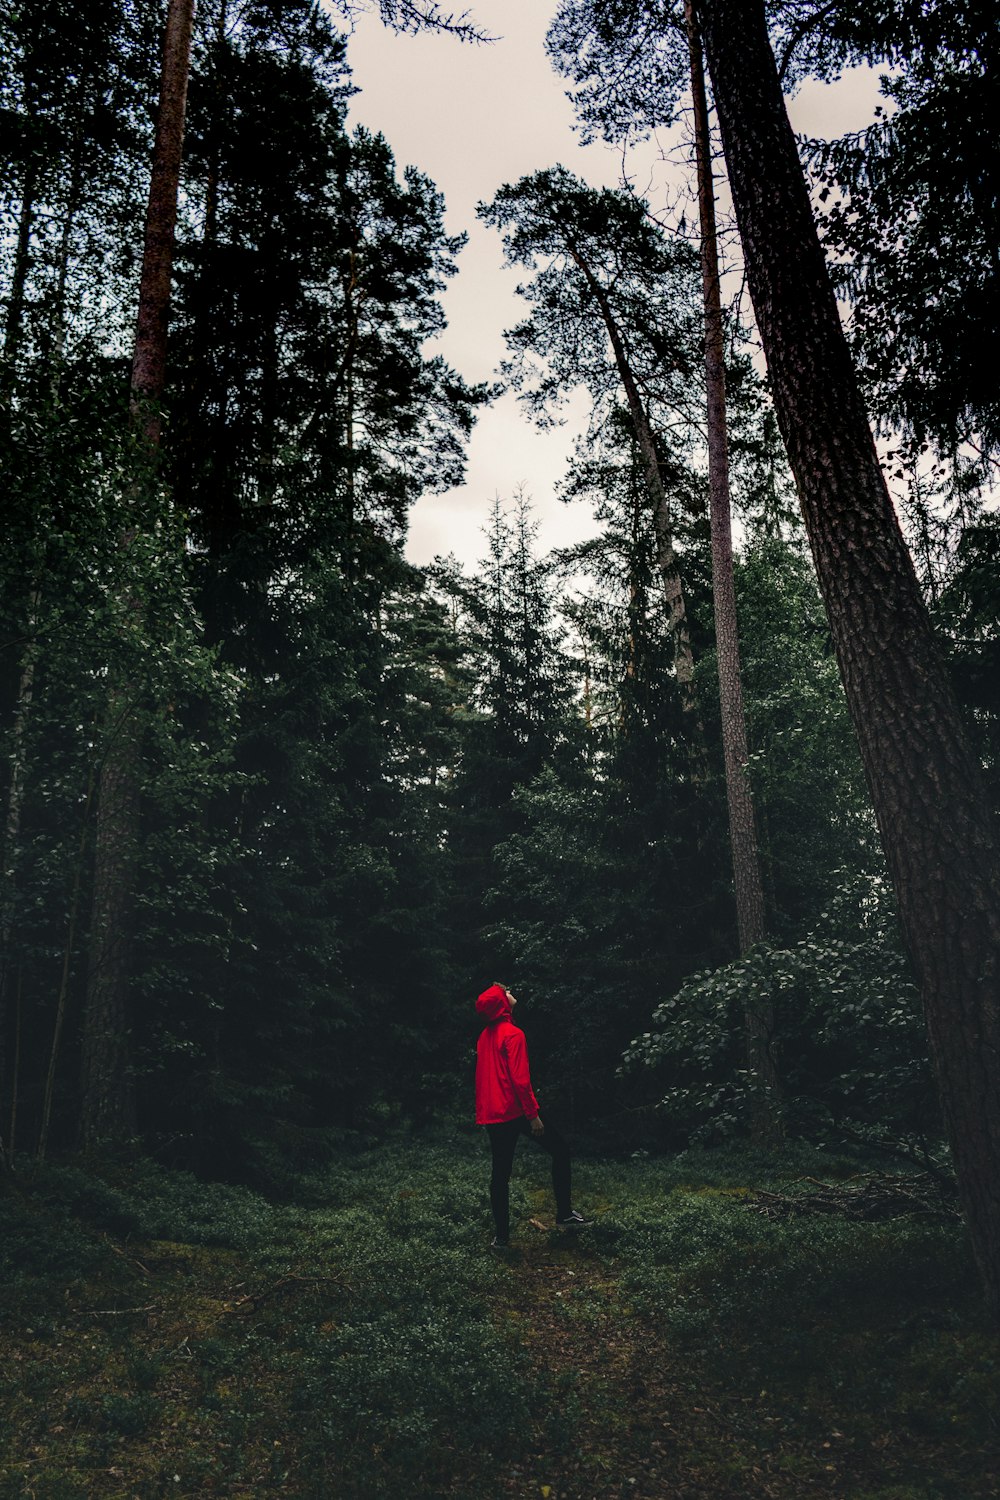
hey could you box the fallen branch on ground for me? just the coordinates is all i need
[227,1272,353,1312]
[745,1171,960,1222]
[74,1303,159,1317]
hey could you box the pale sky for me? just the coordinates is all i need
[342,1,884,570]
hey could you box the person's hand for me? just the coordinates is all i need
[530,1115,544,1137]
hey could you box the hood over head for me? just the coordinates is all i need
[476,983,511,1023]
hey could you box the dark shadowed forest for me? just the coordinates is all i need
[2,1,999,1495]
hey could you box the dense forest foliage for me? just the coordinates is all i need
[1,0,998,1236]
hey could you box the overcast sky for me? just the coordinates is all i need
[342,1,883,571]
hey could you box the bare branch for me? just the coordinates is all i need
[333,0,495,42]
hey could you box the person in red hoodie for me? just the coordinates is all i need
[475,981,591,1248]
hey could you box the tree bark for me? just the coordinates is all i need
[129,0,197,445]
[80,0,196,1150]
[696,0,1000,1305]
[686,2,780,1146]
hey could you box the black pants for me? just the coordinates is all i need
[486,1115,572,1241]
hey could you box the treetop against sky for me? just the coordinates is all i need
[342,0,884,568]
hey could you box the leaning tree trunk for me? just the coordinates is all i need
[686,1,780,1147]
[564,242,697,701]
[695,0,1000,1308]
[80,0,196,1150]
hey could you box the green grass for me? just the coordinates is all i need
[1,1134,997,1498]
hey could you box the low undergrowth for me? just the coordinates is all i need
[1,1135,997,1498]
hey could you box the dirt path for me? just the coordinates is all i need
[486,1188,739,1500]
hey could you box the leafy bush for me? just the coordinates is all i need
[622,874,935,1146]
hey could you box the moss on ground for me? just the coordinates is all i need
[1,1137,997,1498]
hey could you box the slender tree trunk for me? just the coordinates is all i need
[81,699,143,1148]
[583,643,593,733]
[7,971,23,1163]
[2,159,39,380]
[686,1,780,1145]
[203,0,229,247]
[41,763,97,1160]
[625,462,643,693]
[696,0,1000,1306]
[0,603,39,903]
[259,307,281,508]
[564,242,697,697]
[0,594,41,1167]
[182,0,230,592]
[342,243,361,577]
[47,134,88,383]
[80,0,196,1150]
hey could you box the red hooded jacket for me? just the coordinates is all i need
[475,984,540,1125]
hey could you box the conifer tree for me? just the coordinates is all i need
[797,2,1000,462]
[480,172,703,705]
[80,0,197,1149]
[441,494,575,985]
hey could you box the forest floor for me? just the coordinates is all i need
[1,1134,998,1499]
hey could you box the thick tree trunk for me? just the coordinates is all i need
[686,2,780,1146]
[696,0,1000,1306]
[80,0,196,1150]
